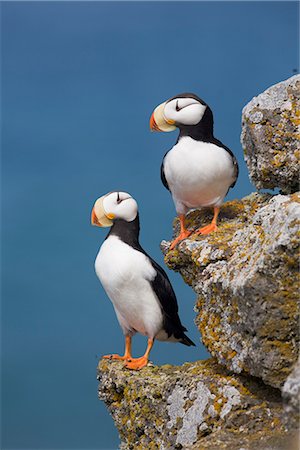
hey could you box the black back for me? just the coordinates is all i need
[160,153,170,191]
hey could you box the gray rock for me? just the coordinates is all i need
[163,192,300,389]
[282,358,300,412]
[241,75,300,193]
[98,358,296,450]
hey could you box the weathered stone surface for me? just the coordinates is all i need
[162,192,300,389]
[282,357,300,413]
[241,75,300,193]
[98,358,297,450]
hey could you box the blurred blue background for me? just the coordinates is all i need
[1,1,298,449]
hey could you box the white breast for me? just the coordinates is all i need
[95,236,164,338]
[163,137,236,214]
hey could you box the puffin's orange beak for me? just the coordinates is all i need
[149,102,176,133]
[150,112,162,132]
[91,196,114,228]
[91,207,101,226]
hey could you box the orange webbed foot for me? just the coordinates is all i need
[169,214,191,250]
[103,336,132,361]
[195,223,218,235]
[125,356,149,370]
[169,230,192,250]
[103,354,130,361]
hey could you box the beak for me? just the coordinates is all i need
[91,196,114,228]
[149,112,161,132]
[91,208,99,226]
[150,102,176,133]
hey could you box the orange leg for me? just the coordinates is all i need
[103,335,132,361]
[169,215,191,250]
[125,338,154,370]
[195,206,220,235]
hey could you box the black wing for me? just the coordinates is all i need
[212,138,239,188]
[161,152,170,191]
[146,256,195,346]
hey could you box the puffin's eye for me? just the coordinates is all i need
[176,100,180,112]
[117,192,122,204]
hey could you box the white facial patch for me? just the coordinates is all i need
[103,191,138,222]
[164,97,207,126]
[93,196,114,227]
[153,102,177,132]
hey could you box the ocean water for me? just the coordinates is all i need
[1,2,298,449]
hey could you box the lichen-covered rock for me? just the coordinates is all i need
[98,358,296,450]
[241,75,300,193]
[162,192,300,389]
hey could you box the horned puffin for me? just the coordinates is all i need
[150,93,239,250]
[91,191,195,370]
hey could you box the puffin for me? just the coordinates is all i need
[91,191,195,370]
[150,93,239,250]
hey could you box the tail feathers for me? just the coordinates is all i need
[180,333,196,347]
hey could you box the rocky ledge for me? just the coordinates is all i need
[98,358,297,450]
[162,192,300,390]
